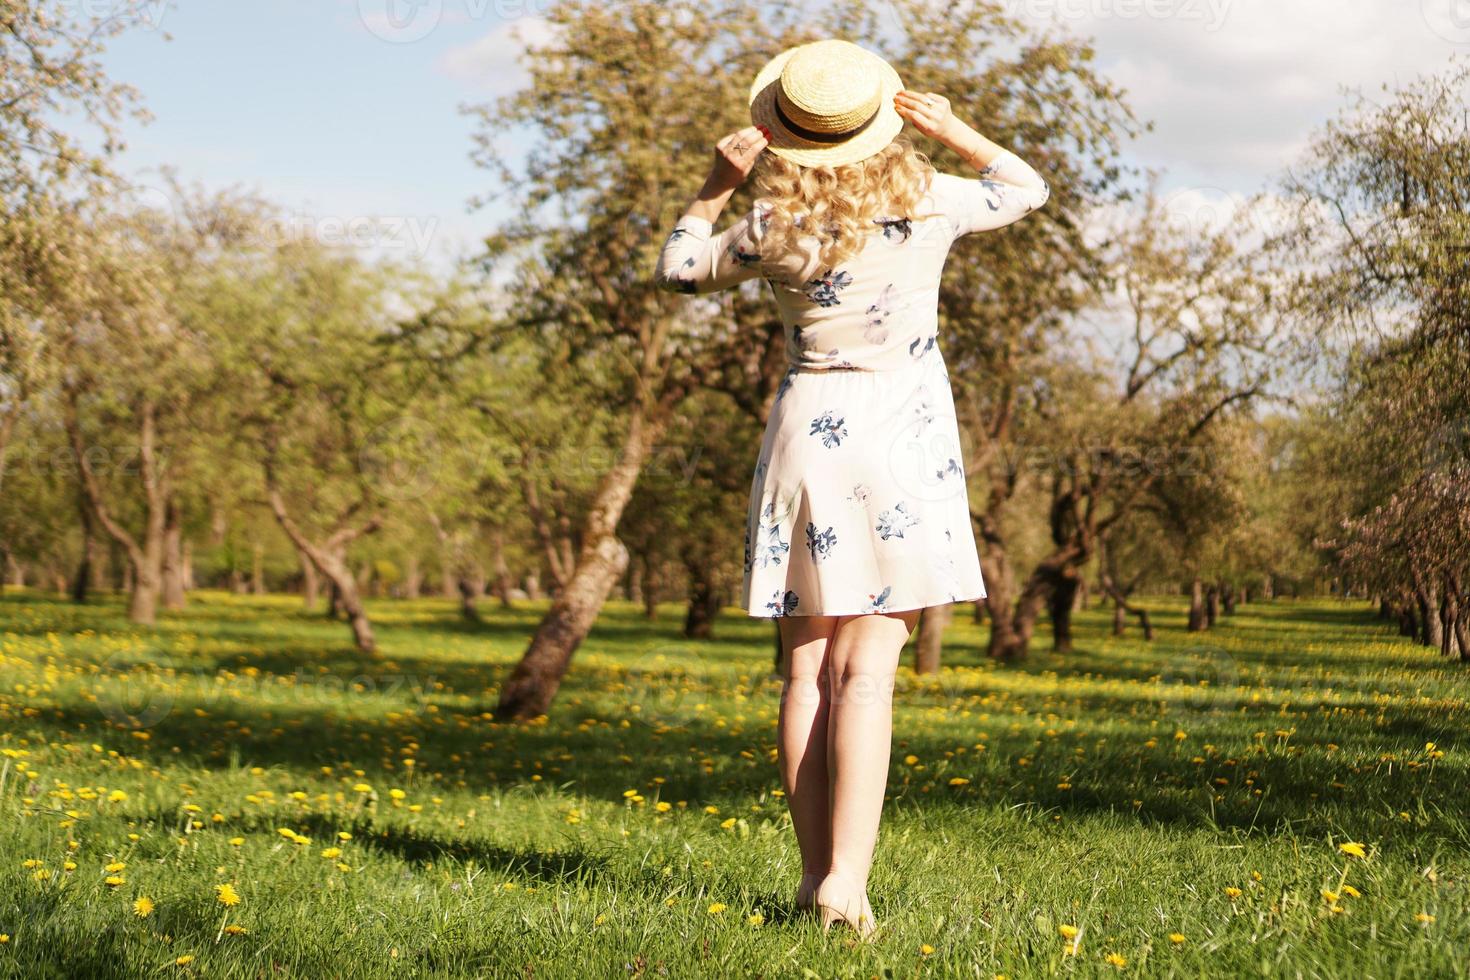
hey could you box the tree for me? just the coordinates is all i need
[469,0,1139,718]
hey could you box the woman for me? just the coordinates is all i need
[654,38,1049,938]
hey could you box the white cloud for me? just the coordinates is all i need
[1027,0,1467,192]
[436,14,558,93]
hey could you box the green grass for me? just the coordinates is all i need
[0,590,1466,978]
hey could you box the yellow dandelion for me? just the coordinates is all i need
[1059,924,1079,940]
[1168,933,1185,944]
[321,847,342,859]
[920,944,935,955]
[104,876,125,887]
[719,817,737,830]
[228,837,245,847]
[174,954,194,966]
[707,902,727,915]
[654,801,672,813]
[1338,842,1366,858]
[223,924,248,936]
[1416,913,1435,924]
[1320,889,1338,904]
[948,777,970,786]
[1105,953,1127,967]
[748,912,765,926]
[133,896,155,918]
[215,883,242,906]
[1225,887,1243,898]
[1342,885,1361,898]
[105,862,126,873]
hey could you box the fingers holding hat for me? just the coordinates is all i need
[710,126,770,191]
[893,90,954,142]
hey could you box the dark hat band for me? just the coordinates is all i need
[773,97,881,144]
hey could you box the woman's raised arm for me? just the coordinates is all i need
[894,90,1050,239]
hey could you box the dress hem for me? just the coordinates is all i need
[740,590,988,619]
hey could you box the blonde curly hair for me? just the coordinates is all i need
[751,133,940,272]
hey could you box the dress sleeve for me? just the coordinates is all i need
[928,150,1050,240]
[653,205,767,295]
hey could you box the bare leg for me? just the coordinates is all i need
[777,614,838,910]
[816,608,920,934]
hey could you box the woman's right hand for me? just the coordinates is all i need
[893,90,958,143]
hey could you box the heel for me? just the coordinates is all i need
[813,871,876,939]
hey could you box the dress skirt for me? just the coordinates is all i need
[738,341,987,617]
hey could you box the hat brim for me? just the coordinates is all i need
[748,42,905,168]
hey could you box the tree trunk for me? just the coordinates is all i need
[641,552,658,619]
[491,528,514,607]
[1205,585,1219,627]
[440,547,458,599]
[65,394,168,624]
[300,548,320,608]
[1439,590,1456,658]
[403,555,423,599]
[914,603,952,674]
[1047,572,1080,653]
[1221,583,1237,615]
[1187,577,1206,632]
[263,469,381,652]
[72,491,93,603]
[495,407,665,720]
[979,530,1022,659]
[1415,577,1442,649]
[458,577,481,622]
[161,501,186,610]
[626,555,644,604]
[1112,600,1126,636]
[324,554,375,651]
[683,565,722,640]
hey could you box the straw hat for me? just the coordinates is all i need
[748,39,905,168]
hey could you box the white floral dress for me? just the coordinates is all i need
[654,150,1050,617]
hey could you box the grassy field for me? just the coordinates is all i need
[0,590,1465,978]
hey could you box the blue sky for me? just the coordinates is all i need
[97,0,1470,266]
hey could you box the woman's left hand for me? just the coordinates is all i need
[706,125,770,192]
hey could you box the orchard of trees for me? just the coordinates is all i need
[2,0,1466,719]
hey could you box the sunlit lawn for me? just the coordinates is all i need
[0,589,1465,977]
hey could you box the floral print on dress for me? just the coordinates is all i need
[909,333,936,358]
[775,369,795,403]
[766,589,800,617]
[726,239,762,266]
[864,283,896,344]
[750,496,794,570]
[809,409,848,448]
[803,269,853,307]
[846,483,872,509]
[876,501,919,540]
[875,217,912,244]
[865,586,893,613]
[806,522,837,562]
